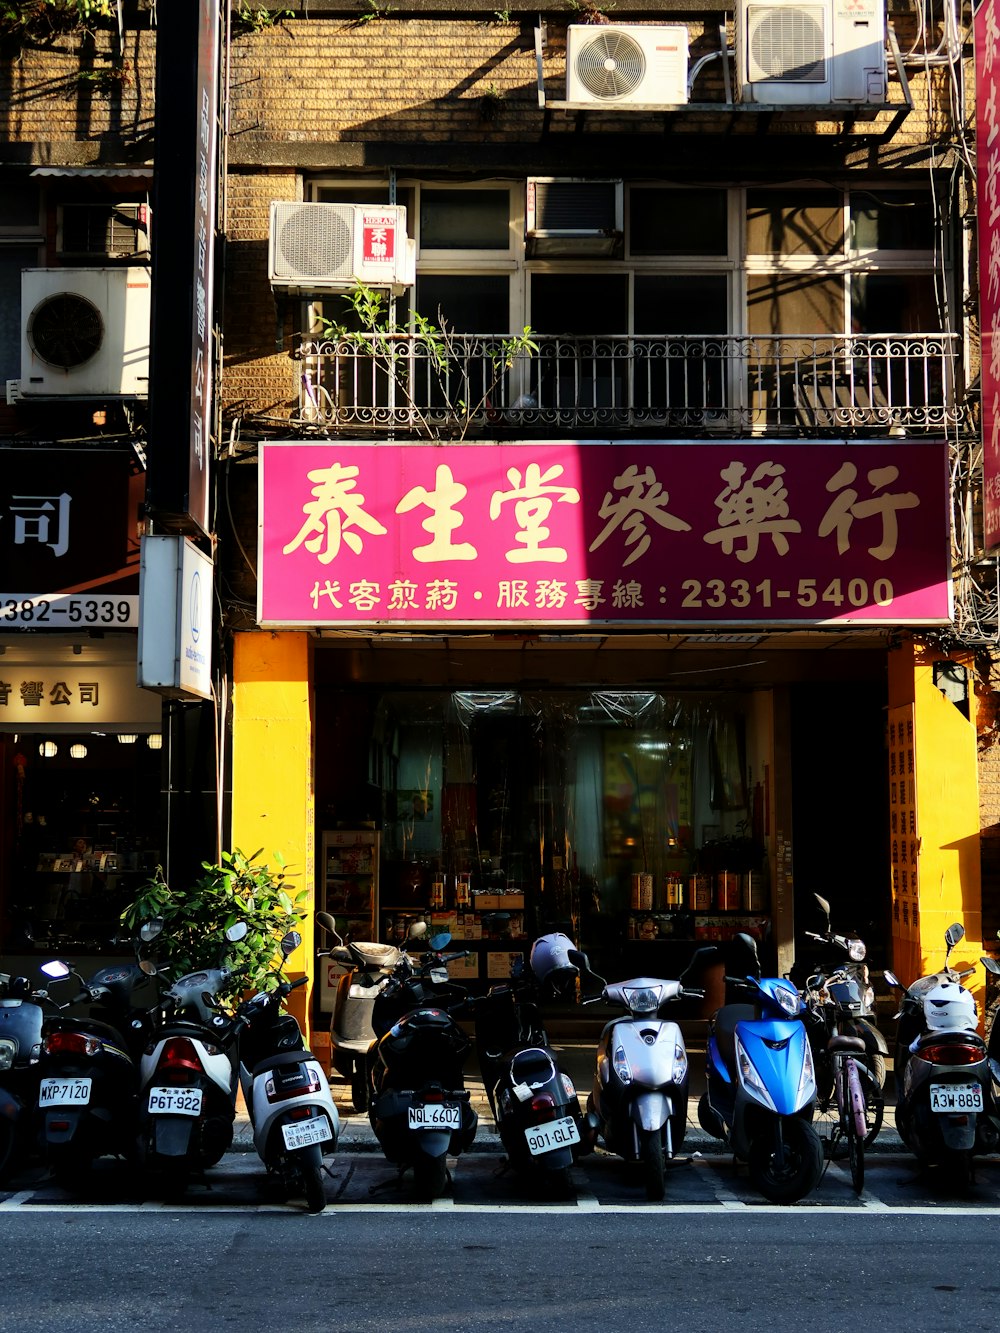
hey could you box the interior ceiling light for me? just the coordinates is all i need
[38,741,58,758]
[69,743,88,759]
[117,734,138,745]
[146,734,163,750]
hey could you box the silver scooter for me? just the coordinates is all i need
[583,953,709,1201]
[316,911,400,1111]
[234,931,340,1213]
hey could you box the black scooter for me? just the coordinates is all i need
[474,931,594,1194]
[36,949,157,1190]
[366,928,478,1200]
[0,972,48,1181]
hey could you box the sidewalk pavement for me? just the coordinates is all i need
[232,1038,903,1155]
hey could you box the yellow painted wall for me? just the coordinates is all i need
[231,631,315,1040]
[888,638,983,1016]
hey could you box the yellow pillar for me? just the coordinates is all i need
[231,631,314,1041]
[887,638,983,1017]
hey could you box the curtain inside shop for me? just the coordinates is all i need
[365,690,758,973]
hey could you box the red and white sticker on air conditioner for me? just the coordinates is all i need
[357,210,397,270]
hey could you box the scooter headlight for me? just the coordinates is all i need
[774,984,801,1016]
[612,1044,632,1085]
[672,1040,688,1085]
[0,1039,14,1071]
[561,1073,576,1099]
[734,1033,776,1110]
[848,939,867,962]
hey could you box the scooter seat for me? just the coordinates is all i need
[826,1033,866,1054]
[713,1004,757,1071]
[250,1049,317,1078]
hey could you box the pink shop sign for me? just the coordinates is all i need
[257,440,952,629]
[977,0,1000,549]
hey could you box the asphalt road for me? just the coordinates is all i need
[2,1208,998,1333]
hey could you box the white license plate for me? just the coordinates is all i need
[281,1117,333,1151]
[525,1115,581,1156]
[930,1082,983,1113]
[408,1102,461,1129]
[39,1077,91,1107]
[147,1086,204,1117]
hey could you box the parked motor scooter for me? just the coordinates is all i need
[584,950,712,1201]
[0,972,48,1181]
[234,930,339,1213]
[36,939,160,1190]
[884,922,999,1185]
[315,911,400,1112]
[366,928,478,1200]
[473,931,594,1195]
[698,933,824,1203]
[136,921,247,1199]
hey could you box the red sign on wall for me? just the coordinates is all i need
[258,439,952,629]
[359,211,397,265]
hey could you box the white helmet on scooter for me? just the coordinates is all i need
[530,933,579,997]
[922,979,978,1033]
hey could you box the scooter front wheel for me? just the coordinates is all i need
[302,1162,326,1213]
[413,1154,448,1201]
[639,1127,665,1202]
[748,1119,823,1204]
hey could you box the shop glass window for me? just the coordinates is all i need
[629,188,728,256]
[746,190,844,257]
[357,690,758,980]
[0,180,40,230]
[0,245,40,383]
[415,274,509,332]
[634,275,728,334]
[419,189,510,250]
[849,191,936,251]
[633,275,729,414]
[851,272,942,333]
[747,273,844,335]
[529,273,629,333]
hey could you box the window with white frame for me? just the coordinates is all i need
[0,179,44,386]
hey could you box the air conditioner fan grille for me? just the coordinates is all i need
[277,207,353,279]
[574,30,647,100]
[748,5,825,82]
[27,293,104,369]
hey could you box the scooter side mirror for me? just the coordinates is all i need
[280,931,302,958]
[40,959,72,980]
[407,921,429,942]
[882,969,902,990]
[945,922,965,950]
[140,917,164,944]
[226,921,249,944]
[982,956,1000,976]
[813,893,831,927]
[139,959,158,976]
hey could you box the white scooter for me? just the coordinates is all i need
[234,930,340,1213]
[136,922,248,1198]
[316,911,400,1111]
[583,952,709,1201]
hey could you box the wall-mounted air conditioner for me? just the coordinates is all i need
[526,178,623,256]
[57,202,151,258]
[268,201,414,293]
[736,0,887,104]
[566,24,689,106]
[13,267,150,399]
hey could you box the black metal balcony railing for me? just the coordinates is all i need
[295,332,961,437]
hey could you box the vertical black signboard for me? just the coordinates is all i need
[146,0,221,538]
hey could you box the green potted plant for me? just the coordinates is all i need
[120,847,309,1003]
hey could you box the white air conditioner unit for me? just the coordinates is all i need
[268,201,414,293]
[736,0,887,105]
[14,267,150,398]
[57,202,151,258]
[566,24,689,106]
[526,178,623,256]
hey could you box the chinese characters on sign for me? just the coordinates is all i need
[258,441,950,628]
[977,0,1000,549]
[0,450,140,626]
[0,665,161,727]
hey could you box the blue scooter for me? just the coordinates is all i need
[698,933,823,1203]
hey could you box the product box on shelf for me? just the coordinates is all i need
[475,894,501,910]
[447,953,479,979]
[487,950,524,980]
[496,893,524,909]
[430,911,459,937]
